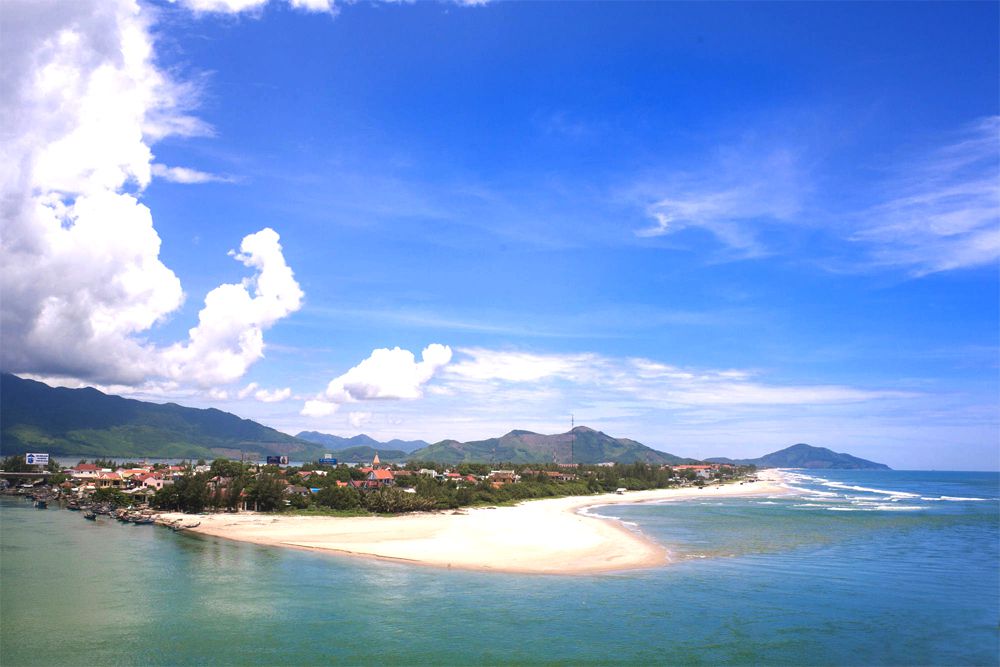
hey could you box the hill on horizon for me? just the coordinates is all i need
[407,426,698,465]
[0,374,324,461]
[706,443,890,470]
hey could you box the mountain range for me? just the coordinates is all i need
[295,431,429,454]
[406,426,697,465]
[0,374,890,469]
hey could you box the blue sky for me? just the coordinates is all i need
[4,0,998,469]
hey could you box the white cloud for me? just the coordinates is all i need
[630,117,999,276]
[151,163,232,184]
[237,382,259,399]
[0,0,301,389]
[446,348,597,383]
[255,386,292,402]
[302,399,338,418]
[300,344,452,416]
[441,348,908,409]
[174,0,336,14]
[324,344,452,401]
[349,411,373,429]
[160,228,303,386]
[632,149,805,256]
[852,116,1000,275]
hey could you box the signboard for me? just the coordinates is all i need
[318,458,338,465]
[266,455,288,466]
[25,453,49,466]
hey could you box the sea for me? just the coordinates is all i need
[1,470,997,666]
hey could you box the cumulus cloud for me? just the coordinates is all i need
[0,0,301,388]
[325,344,452,401]
[160,228,303,386]
[301,344,452,416]
[301,399,338,418]
[255,386,292,402]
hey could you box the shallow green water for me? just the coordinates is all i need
[1,471,997,666]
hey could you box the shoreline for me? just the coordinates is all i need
[159,470,789,575]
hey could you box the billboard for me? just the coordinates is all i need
[25,453,49,466]
[318,458,338,465]
[266,455,289,466]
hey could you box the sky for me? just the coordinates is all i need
[2,0,998,470]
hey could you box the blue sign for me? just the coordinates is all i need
[25,453,49,465]
[318,458,338,465]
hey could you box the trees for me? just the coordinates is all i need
[315,486,362,510]
[92,487,128,507]
[245,473,285,512]
[151,474,210,512]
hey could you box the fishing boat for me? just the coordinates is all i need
[66,500,81,511]
[84,511,97,520]
[132,516,154,525]
[34,499,47,509]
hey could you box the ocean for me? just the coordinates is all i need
[1,470,997,666]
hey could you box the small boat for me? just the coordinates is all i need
[67,501,81,511]
[34,499,47,509]
[132,516,154,525]
[84,511,97,520]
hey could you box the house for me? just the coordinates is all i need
[488,470,519,485]
[70,463,101,479]
[365,468,395,487]
[672,464,717,480]
[285,485,311,497]
[95,472,123,488]
[142,475,172,491]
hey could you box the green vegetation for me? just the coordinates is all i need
[91,487,128,507]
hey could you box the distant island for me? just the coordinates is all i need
[0,373,889,469]
[706,443,891,470]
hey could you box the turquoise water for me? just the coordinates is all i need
[2,470,997,666]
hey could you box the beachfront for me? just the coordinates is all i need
[159,470,787,574]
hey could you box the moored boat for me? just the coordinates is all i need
[84,511,97,520]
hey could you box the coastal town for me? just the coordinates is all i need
[1,452,757,522]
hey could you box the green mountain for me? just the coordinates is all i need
[296,431,429,454]
[706,443,890,470]
[408,426,695,465]
[0,374,322,460]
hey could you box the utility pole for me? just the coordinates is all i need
[570,413,575,464]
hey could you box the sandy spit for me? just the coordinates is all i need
[158,470,788,575]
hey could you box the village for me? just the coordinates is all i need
[1,452,757,520]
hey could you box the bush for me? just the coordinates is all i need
[362,487,436,513]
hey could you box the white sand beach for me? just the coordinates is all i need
[159,470,788,575]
